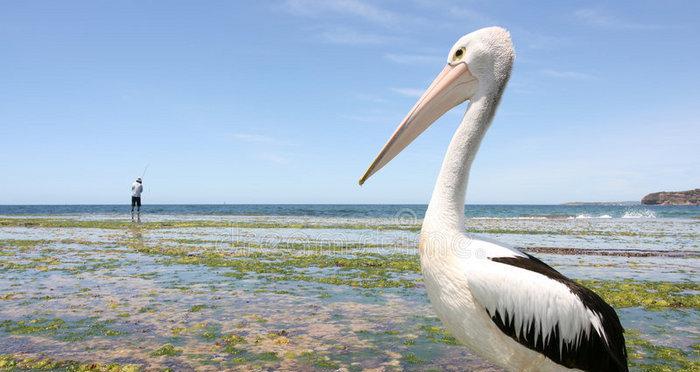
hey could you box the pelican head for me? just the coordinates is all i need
[359,27,514,185]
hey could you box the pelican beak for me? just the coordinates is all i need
[359,63,476,185]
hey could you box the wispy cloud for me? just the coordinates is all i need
[232,133,295,165]
[318,27,392,45]
[281,0,403,27]
[231,133,280,144]
[278,0,408,45]
[279,0,457,48]
[446,6,496,24]
[391,87,424,97]
[384,53,441,65]
[507,79,538,95]
[410,0,495,23]
[259,152,290,165]
[231,132,297,147]
[541,69,597,81]
[353,93,387,104]
[574,8,667,30]
[343,113,396,124]
[515,29,568,50]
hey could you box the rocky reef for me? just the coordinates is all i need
[641,188,699,205]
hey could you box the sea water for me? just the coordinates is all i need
[0,203,697,219]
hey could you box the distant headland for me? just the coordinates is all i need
[641,189,700,206]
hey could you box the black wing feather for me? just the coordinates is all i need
[488,254,628,372]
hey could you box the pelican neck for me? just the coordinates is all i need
[423,88,504,233]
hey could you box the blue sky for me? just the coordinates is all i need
[1,0,698,204]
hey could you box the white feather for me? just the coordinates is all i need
[466,257,606,354]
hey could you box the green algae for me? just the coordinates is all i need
[0,293,18,300]
[124,237,421,289]
[0,239,103,251]
[125,236,700,300]
[171,327,186,337]
[2,217,683,239]
[464,227,658,238]
[578,280,700,310]
[0,318,65,335]
[419,324,460,345]
[219,340,281,365]
[0,253,126,274]
[163,238,221,245]
[256,352,280,362]
[297,351,340,369]
[283,273,416,289]
[189,304,207,312]
[221,333,247,353]
[0,354,140,371]
[626,330,700,371]
[265,331,290,346]
[198,323,221,341]
[0,240,50,252]
[66,258,128,274]
[138,305,157,313]
[107,300,120,310]
[263,241,395,252]
[0,255,61,271]
[131,272,158,280]
[0,218,397,231]
[403,352,425,364]
[0,318,121,341]
[150,344,182,357]
[0,260,43,271]
[247,314,268,323]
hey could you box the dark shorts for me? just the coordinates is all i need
[131,196,141,208]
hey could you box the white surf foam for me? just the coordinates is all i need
[575,214,612,219]
[621,210,657,219]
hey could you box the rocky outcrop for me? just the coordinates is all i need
[641,189,700,205]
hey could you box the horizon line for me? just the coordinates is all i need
[0,201,644,206]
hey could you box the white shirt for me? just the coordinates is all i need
[131,182,143,197]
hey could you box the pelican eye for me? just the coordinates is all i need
[452,47,465,62]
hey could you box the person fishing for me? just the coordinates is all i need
[131,177,143,221]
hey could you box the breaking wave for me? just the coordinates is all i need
[472,211,656,220]
[472,215,572,221]
[621,210,657,219]
[575,214,612,219]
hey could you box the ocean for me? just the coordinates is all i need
[1,203,697,219]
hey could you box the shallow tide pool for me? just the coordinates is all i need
[0,215,698,371]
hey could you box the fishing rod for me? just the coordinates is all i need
[140,164,150,180]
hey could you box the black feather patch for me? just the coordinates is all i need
[488,254,628,372]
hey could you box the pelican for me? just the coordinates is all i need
[359,27,628,371]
